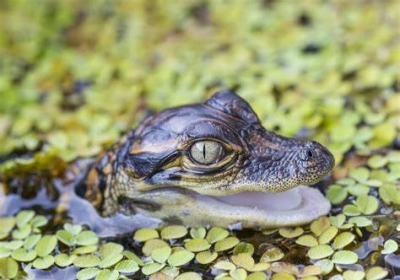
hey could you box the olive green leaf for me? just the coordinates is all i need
[168,250,195,266]
[73,254,101,268]
[142,262,165,275]
[151,246,172,264]
[381,239,398,255]
[160,225,188,240]
[55,253,76,267]
[34,235,57,257]
[76,267,100,280]
[114,259,140,273]
[185,238,211,252]
[95,269,119,280]
[32,255,55,269]
[206,227,229,244]
[214,237,239,252]
[307,245,334,259]
[76,230,99,246]
[133,228,159,242]
[11,248,37,262]
[0,257,19,279]
[16,210,35,228]
[332,250,358,264]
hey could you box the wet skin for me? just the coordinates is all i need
[77,90,335,228]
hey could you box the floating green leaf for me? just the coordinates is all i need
[73,245,98,255]
[123,251,143,266]
[381,239,398,254]
[296,235,318,247]
[343,270,365,280]
[326,184,348,204]
[160,225,188,240]
[379,185,400,205]
[76,230,99,246]
[176,272,202,280]
[151,246,172,263]
[55,253,76,267]
[16,210,35,228]
[279,227,304,238]
[167,250,195,266]
[329,214,346,228]
[332,250,358,264]
[12,224,31,239]
[260,246,284,262]
[190,227,206,239]
[214,237,239,252]
[64,223,82,235]
[34,235,57,257]
[0,257,19,279]
[95,269,119,280]
[349,167,370,183]
[133,228,159,242]
[30,215,48,228]
[142,239,169,256]
[213,260,236,271]
[76,267,100,280]
[233,242,254,255]
[195,250,218,264]
[229,268,247,280]
[307,245,334,259]
[318,226,338,245]
[333,232,355,249]
[141,262,165,275]
[355,195,379,215]
[99,242,123,259]
[114,259,139,273]
[365,266,388,280]
[73,254,101,268]
[206,227,229,244]
[32,255,55,269]
[246,272,267,280]
[0,217,16,239]
[231,253,255,270]
[23,234,41,250]
[314,259,334,275]
[343,204,361,216]
[310,217,331,236]
[348,216,372,227]
[185,238,211,252]
[98,253,123,268]
[11,248,37,262]
[56,230,75,246]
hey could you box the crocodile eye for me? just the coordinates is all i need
[190,141,223,165]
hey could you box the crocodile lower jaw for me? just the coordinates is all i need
[188,185,331,228]
[120,185,332,229]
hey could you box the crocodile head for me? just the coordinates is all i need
[84,90,335,228]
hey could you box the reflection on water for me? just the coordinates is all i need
[1,180,162,237]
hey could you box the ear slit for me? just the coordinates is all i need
[126,150,179,179]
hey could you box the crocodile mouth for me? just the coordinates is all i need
[65,185,331,236]
[122,185,332,229]
[188,186,331,228]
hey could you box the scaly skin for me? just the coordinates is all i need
[77,90,335,228]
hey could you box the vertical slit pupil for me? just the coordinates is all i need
[203,144,206,159]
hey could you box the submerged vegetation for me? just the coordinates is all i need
[0,0,399,279]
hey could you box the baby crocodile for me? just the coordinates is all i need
[77,90,335,228]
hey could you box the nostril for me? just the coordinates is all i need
[307,149,315,158]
